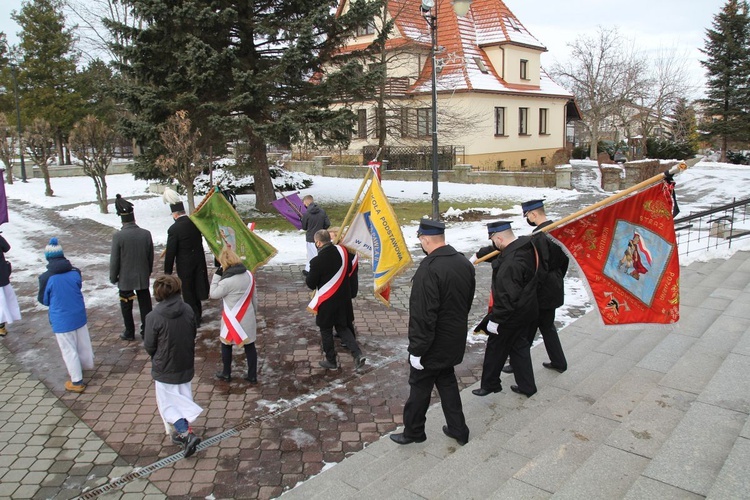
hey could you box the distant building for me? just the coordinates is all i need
[332,0,581,170]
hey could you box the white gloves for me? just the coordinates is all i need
[409,354,424,370]
[469,253,478,264]
[486,320,499,334]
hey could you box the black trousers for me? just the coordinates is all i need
[119,289,152,337]
[220,342,257,378]
[320,324,361,363]
[403,365,468,442]
[481,328,537,395]
[179,272,203,325]
[528,308,567,370]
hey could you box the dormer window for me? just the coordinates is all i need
[520,59,528,80]
[474,57,489,74]
[356,23,375,36]
[507,17,522,32]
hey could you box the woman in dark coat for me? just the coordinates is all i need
[0,234,21,336]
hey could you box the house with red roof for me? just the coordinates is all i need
[335,0,580,170]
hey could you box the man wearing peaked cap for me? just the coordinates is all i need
[111,194,154,341]
[471,220,539,398]
[390,218,475,446]
[522,199,569,373]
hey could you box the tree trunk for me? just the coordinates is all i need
[40,165,54,196]
[5,166,13,185]
[55,131,65,165]
[98,174,109,214]
[248,133,274,212]
[186,184,195,214]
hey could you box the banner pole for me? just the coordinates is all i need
[335,167,373,244]
[473,162,688,265]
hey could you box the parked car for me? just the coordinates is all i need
[614,151,628,163]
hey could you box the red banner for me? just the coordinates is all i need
[548,181,679,325]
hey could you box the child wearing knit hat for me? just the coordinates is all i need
[38,237,94,393]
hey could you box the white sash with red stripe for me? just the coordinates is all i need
[307,245,348,314]
[221,271,255,345]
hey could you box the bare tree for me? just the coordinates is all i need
[552,27,649,159]
[69,115,116,213]
[64,0,141,67]
[155,110,202,213]
[25,118,56,196]
[0,114,17,185]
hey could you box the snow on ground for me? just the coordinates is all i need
[4,159,750,331]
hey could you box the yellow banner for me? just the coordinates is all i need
[342,179,412,304]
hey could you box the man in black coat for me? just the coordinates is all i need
[111,195,154,340]
[523,199,569,372]
[301,195,330,276]
[472,221,539,398]
[390,219,475,446]
[164,199,209,326]
[306,229,365,371]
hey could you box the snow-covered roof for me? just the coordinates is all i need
[342,0,570,99]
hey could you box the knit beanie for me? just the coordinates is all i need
[45,237,64,260]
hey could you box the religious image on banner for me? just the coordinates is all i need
[191,187,277,272]
[547,181,679,325]
[341,176,411,305]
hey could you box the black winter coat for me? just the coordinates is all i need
[408,245,476,370]
[164,216,209,300]
[0,235,10,287]
[533,221,569,309]
[301,203,330,242]
[489,236,539,330]
[306,243,353,328]
[110,223,154,291]
[144,294,196,384]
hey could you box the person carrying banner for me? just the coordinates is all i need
[390,219,475,446]
[472,221,538,398]
[209,247,259,384]
[144,274,203,458]
[111,195,154,341]
[37,238,95,393]
[0,233,21,337]
[306,229,365,371]
[301,195,330,276]
[522,199,569,373]
[163,188,210,327]
[328,226,358,344]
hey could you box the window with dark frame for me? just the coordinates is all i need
[495,107,506,136]
[519,107,528,135]
[417,108,432,137]
[356,23,375,36]
[520,59,528,80]
[539,108,548,135]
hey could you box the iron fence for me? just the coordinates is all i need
[362,145,456,170]
[674,197,750,257]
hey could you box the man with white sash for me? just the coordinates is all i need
[306,229,366,371]
[209,247,259,383]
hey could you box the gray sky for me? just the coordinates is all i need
[1,0,726,97]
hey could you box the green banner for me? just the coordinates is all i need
[190,187,277,271]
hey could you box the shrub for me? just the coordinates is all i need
[193,161,313,196]
[645,138,698,160]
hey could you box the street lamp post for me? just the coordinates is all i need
[8,63,28,183]
[420,0,472,221]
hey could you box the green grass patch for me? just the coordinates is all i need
[244,198,513,233]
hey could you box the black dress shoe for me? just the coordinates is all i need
[183,432,201,458]
[215,372,231,382]
[472,387,502,397]
[501,364,514,374]
[389,433,426,445]
[442,425,468,446]
[510,385,536,398]
[120,332,135,341]
[244,375,258,384]
[542,362,567,373]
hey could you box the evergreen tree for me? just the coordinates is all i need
[671,97,700,155]
[109,0,382,211]
[13,0,85,165]
[699,0,750,161]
